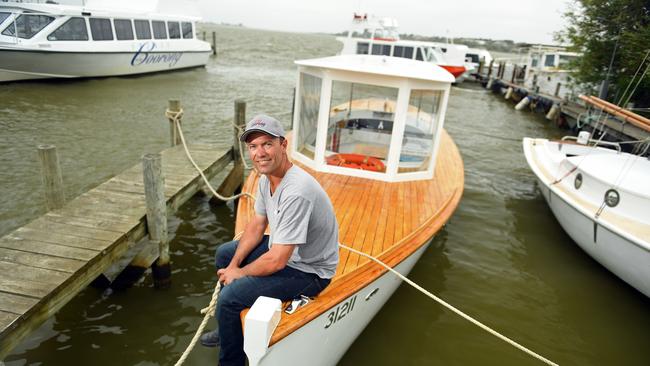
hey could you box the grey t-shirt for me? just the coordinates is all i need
[254,165,339,279]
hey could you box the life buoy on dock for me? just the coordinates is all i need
[326,153,385,172]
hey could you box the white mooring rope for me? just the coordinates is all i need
[166,109,255,202]
[339,243,558,366]
[170,110,558,366]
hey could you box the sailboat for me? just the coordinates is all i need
[523,122,650,297]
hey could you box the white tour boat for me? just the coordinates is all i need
[523,133,650,297]
[233,54,463,365]
[0,0,211,82]
[337,14,470,82]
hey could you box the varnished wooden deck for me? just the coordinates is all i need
[235,129,464,345]
[0,144,232,358]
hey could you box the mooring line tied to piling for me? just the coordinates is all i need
[171,113,558,366]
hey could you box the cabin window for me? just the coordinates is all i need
[134,20,151,39]
[356,42,369,55]
[167,21,181,39]
[544,54,556,67]
[152,20,167,39]
[181,22,193,38]
[0,12,10,24]
[393,45,413,59]
[47,17,88,41]
[415,48,424,61]
[114,19,134,40]
[297,73,322,159]
[325,81,398,173]
[371,44,391,56]
[1,14,54,39]
[89,18,113,41]
[466,53,479,63]
[398,90,442,173]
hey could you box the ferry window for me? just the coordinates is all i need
[297,73,322,160]
[167,21,181,39]
[356,42,369,55]
[393,46,414,59]
[181,22,193,38]
[415,48,424,61]
[325,81,399,173]
[2,14,54,39]
[403,46,413,59]
[399,89,442,173]
[134,20,151,39]
[0,12,10,24]
[114,19,134,40]
[47,17,88,41]
[371,44,390,56]
[89,18,113,41]
[152,20,167,39]
[544,54,556,67]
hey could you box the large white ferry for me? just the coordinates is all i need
[337,14,471,82]
[0,1,211,82]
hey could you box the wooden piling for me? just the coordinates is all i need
[511,65,517,83]
[142,153,171,289]
[168,99,182,147]
[477,60,484,76]
[212,100,246,205]
[487,60,494,78]
[202,31,206,41]
[555,82,562,97]
[37,145,65,211]
[212,31,217,56]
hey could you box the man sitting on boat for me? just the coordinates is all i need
[200,115,340,366]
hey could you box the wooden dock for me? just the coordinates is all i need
[0,100,248,359]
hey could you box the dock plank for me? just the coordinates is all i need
[0,293,39,316]
[9,227,110,252]
[0,276,57,299]
[0,312,16,330]
[0,248,85,273]
[0,261,70,285]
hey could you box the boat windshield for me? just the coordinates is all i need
[424,47,443,63]
[1,14,55,39]
[0,12,10,25]
[324,81,398,173]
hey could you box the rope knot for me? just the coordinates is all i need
[166,108,185,123]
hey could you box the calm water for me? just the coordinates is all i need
[2,26,649,366]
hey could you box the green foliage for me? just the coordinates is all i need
[558,0,650,106]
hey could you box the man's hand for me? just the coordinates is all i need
[217,266,245,285]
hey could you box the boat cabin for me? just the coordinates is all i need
[291,54,454,182]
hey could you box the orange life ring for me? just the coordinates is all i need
[325,153,385,172]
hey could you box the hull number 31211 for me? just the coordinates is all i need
[324,295,357,329]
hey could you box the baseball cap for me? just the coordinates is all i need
[239,114,286,142]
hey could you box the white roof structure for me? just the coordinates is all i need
[295,54,455,84]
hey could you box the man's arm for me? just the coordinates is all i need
[227,213,267,268]
[218,243,295,285]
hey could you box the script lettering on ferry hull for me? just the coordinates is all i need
[131,42,183,68]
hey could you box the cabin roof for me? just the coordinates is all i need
[295,54,455,84]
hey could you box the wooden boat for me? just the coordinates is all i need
[523,134,650,297]
[233,54,464,365]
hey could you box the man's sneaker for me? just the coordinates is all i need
[200,329,220,347]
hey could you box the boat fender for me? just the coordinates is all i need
[515,96,531,111]
[243,296,282,366]
[505,87,513,100]
[577,131,591,145]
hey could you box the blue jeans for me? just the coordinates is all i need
[215,236,330,366]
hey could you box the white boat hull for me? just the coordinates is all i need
[523,138,650,297]
[0,48,211,82]
[258,241,431,365]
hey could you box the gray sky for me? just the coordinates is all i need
[67,0,571,44]
[196,0,571,44]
